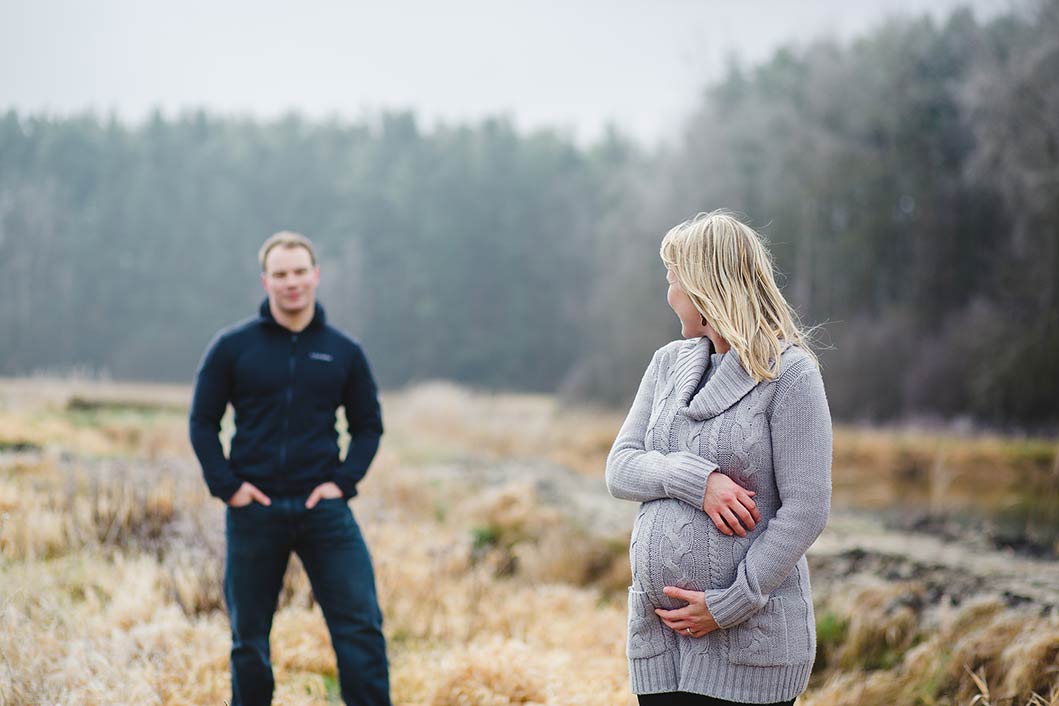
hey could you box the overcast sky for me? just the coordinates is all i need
[1,0,1014,144]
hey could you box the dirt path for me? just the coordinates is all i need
[812,511,1059,609]
[416,456,1059,611]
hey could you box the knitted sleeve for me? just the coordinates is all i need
[703,363,832,629]
[605,348,719,509]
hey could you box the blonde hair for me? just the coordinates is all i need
[660,210,817,382]
[258,231,317,271]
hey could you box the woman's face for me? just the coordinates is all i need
[666,268,710,339]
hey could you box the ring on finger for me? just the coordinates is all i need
[685,627,693,636]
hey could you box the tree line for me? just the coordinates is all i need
[1,1,1056,428]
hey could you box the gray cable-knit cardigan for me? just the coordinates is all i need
[606,336,832,703]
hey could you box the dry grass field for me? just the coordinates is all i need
[1,377,1057,706]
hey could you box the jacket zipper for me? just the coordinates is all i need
[279,332,298,476]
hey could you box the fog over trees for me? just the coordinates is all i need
[2,1,1056,427]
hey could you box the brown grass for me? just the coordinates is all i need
[382,381,623,476]
[1,377,1057,705]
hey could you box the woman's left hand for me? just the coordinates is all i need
[654,586,719,638]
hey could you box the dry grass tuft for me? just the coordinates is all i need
[0,458,208,561]
[827,579,924,671]
[460,480,629,593]
[804,592,1059,706]
[428,638,548,706]
[944,606,1059,703]
[999,626,1059,699]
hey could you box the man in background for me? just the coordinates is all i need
[189,231,389,706]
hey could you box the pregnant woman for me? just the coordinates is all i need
[606,210,832,706]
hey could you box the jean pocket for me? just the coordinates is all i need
[627,588,669,659]
[314,497,352,518]
[225,500,268,537]
[228,500,262,512]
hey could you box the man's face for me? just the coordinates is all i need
[261,245,320,315]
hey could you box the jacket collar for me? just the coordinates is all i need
[258,298,326,332]
[670,336,793,421]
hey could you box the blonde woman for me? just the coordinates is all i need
[606,211,832,706]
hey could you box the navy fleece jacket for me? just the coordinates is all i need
[189,300,383,502]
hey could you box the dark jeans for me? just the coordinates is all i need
[224,495,390,706]
[638,694,795,706]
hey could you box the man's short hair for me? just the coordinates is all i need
[259,231,317,271]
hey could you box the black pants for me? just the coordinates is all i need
[638,693,795,706]
[224,495,391,706]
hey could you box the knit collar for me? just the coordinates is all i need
[668,336,792,421]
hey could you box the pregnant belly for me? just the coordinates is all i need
[629,498,748,608]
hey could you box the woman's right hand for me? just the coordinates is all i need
[703,472,760,537]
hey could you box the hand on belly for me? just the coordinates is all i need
[654,586,719,639]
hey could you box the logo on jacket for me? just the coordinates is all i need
[309,352,334,362]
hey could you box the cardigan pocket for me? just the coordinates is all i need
[627,588,669,659]
[727,596,794,666]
